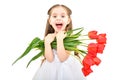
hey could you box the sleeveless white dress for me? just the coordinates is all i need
[32,49,86,80]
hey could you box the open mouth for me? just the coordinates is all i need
[56,23,63,29]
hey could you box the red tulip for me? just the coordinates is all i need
[97,33,107,44]
[97,44,105,53]
[82,66,93,76]
[93,57,101,65]
[87,43,98,56]
[88,30,98,39]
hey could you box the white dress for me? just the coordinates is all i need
[32,49,86,80]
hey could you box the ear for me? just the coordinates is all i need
[48,18,51,25]
[67,18,71,24]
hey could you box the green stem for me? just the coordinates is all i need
[80,34,88,36]
[79,38,91,41]
[78,43,88,47]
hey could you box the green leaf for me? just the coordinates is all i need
[51,41,57,49]
[12,37,41,65]
[64,46,78,51]
[64,37,77,42]
[71,28,84,38]
[34,40,44,50]
[64,27,84,41]
[64,40,82,47]
[26,50,44,68]
[79,49,87,54]
[66,27,83,36]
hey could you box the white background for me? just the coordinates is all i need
[0,0,120,80]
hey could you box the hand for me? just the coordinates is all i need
[45,33,56,44]
[56,31,66,40]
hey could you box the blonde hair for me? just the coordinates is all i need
[44,4,73,37]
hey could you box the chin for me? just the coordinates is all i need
[55,28,65,32]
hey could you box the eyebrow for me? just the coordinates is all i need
[52,13,67,16]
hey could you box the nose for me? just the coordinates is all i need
[56,16,61,21]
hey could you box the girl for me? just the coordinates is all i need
[32,4,86,80]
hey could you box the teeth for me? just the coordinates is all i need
[56,24,62,26]
[56,24,62,29]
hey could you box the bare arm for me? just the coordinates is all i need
[44,33,56,62]
[56,31,69,62]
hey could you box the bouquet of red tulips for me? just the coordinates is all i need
[12,27,107,76]
[82,29,107,76]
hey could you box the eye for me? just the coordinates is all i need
[61,15,65,18]
[53,15,57,18]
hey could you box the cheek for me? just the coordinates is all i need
[49,18,54,25]
[64,19,70,24]
[50,21,56,26]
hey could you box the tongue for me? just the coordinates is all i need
[56,24,62,29]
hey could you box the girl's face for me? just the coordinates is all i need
[49,6,70,33]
